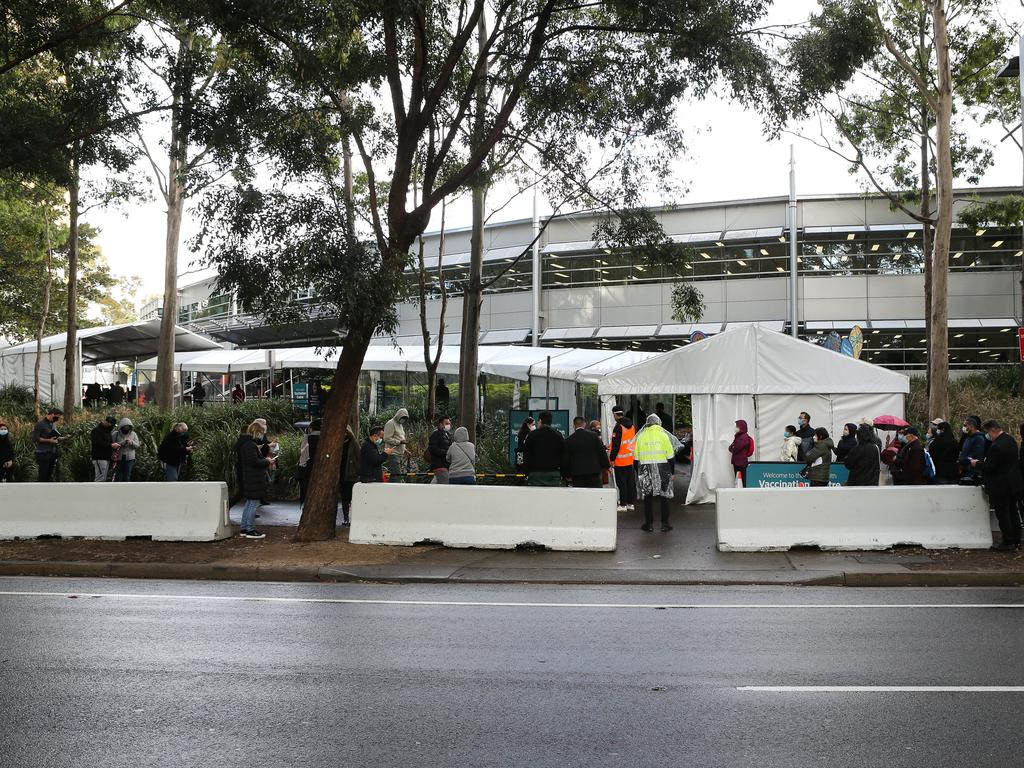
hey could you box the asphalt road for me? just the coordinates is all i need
[2,579,1024,768]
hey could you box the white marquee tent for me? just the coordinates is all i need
[0,319,221,403]
[597,325,910,504]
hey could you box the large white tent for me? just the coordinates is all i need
[597,325,910,504]
[0,319,221,403]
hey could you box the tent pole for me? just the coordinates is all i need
[545,356,550,408]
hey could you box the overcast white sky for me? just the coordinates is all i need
[86,0,1024,302]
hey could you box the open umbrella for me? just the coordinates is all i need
[873,414,909,430]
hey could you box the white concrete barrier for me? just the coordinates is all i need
[0,482,231,541]
[349,483,617,551]
[716,486,993,551]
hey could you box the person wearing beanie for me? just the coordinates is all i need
[728,419,754,486]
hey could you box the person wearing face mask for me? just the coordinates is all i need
[158,422,193,481]
[360,425,393,483]
[383,407,410,482]
[728,419,754,486]
[958,416,987,485]
[893,427,927,485]
[972,420,1023,551]
[111,417,141,482]
[794,412,814,462]
[834,423,858,464]
[928,421,958,485]
[515,417,535,475]
[802,427,834,487]
[780,425,801,462]
[0,421,15,482]
[427,416,454,484]
[32,407,65,482]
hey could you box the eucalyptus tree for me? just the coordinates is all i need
[790,0,1016,419]
[198,0,814,541]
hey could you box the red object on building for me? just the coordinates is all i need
[1018,328,1024,360]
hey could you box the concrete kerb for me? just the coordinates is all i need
[2,560,1024,587]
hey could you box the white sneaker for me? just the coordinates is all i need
[616,505,627,512]
[626,504,635,512]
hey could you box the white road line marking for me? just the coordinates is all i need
[1,591,1024,609]
[739,686,1024,692]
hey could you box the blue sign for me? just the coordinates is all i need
[508,409,570,468]
[840,338,854,357]
[292,382,308,410]
[744,461,849,488]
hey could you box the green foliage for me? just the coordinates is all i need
[907,370,1024,434]
[670,283,706,324]
[959,195,1024,230]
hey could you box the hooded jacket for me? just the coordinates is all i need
[928,427,958,482]
[803,437,834,484]
[728,420,753,469]
[428,425,453,470]
[780,434,801,462]
[446,427,476,479]
[113,417,140,461]
[834,423,858,464]
[844,425,881,486]
[238,434,270,499]
[158,429,190,467]
[384,408,409,456]
[90,421,116,461]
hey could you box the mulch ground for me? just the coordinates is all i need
[904,546,1024,572]
[0,526,437,568]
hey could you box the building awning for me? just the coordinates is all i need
[656,322,723,337]
[723,227,783,241]
[541,327,597,342]
[868,223,924,233]
[669,231,722,245]
[868,319,926,330]
[805,320,867,331]
[481,328,531,345]
[596,325,659,339]
[542,240,597,255]
[724,320,786,333]
[804,225,868,236]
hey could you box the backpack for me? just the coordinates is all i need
[747,436,755,457]
[923,449,936,482]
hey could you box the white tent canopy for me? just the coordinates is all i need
[597,326,909,504]
[0,319,221,403]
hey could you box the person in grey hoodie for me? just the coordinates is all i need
[384,407,409,483]
[446,426,477,485]
[112,417,141,482]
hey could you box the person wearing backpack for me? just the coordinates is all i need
[895,427,928,485]
[728,419,754,487]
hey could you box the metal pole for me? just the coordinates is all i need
[788,144,799,338]
[1019,37,1024,328]
[531,179,541,346]
[545,355,550,408]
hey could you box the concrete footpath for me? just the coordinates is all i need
[1,502,1023,586]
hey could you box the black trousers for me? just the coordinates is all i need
[35,452,55,482]
[993,493,1021,547]
[571,474,601,488]
[340,480,355,520]
[614,465,636,506]
[643,495,670,527]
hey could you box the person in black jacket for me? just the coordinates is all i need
[428,416,453,484]
[523,411,565,487]
[834,423,858,464]
[89,415,118,482]
[794,412,814,461]
[238,422,274,539]
[360,426,392,482]
[563,416,611,488]
[975,420,1024,551]
[843,424,881,487]
[928,421,958,484]
[0,420,14,482]
[158,422,193,481]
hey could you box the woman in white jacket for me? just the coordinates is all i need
[780,425,801,462]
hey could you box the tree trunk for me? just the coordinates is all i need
[929,0,952,422]
[920,98,932,402]
[34,214,55,419]
[294,335,370,542]
[63,150,80,419]
[420,198,448,423]
[458,14,488,441]
[156,56,186,411]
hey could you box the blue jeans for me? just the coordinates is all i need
[449,475,476,485]
[115,459,134,483]
[241,498,260,531]
[163,464,179,481]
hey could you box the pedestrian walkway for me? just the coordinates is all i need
[227,500,989,585]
